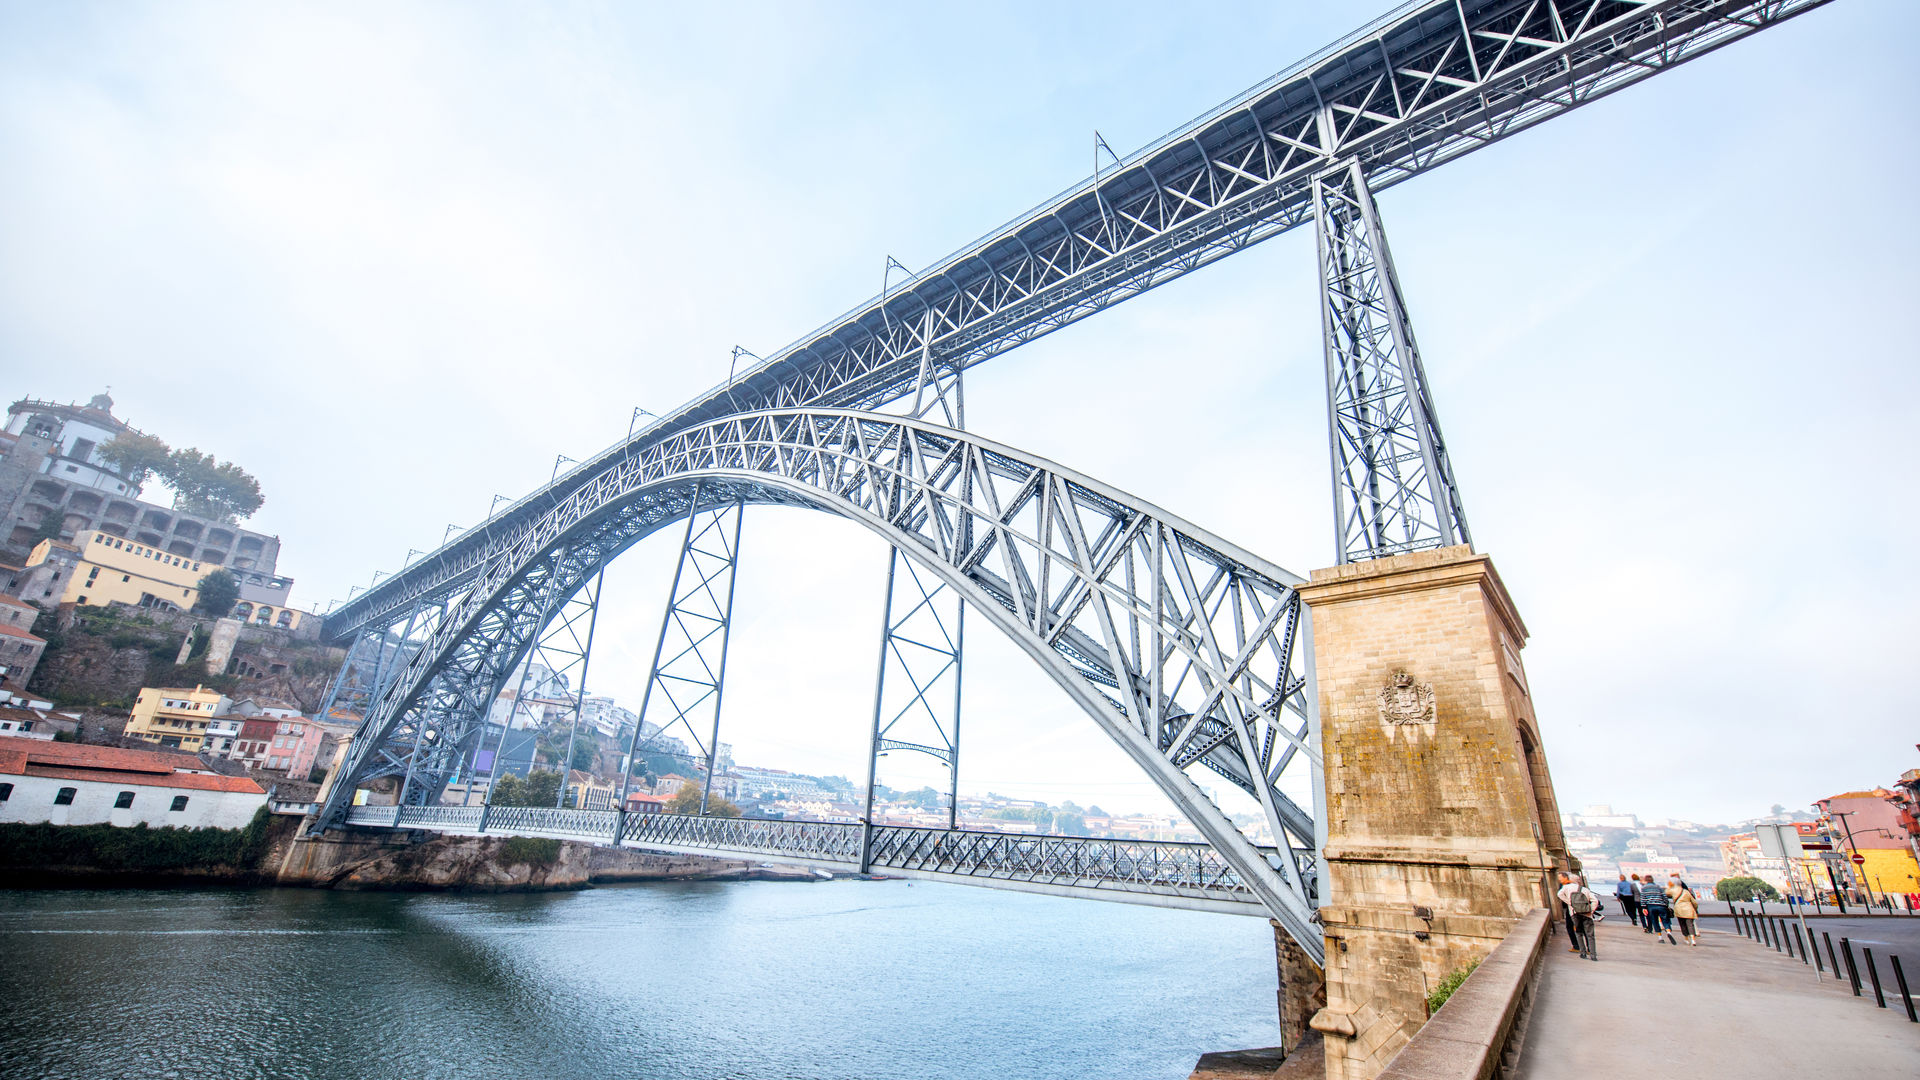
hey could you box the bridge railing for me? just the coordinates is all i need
[485,805,620,841]
[867,826,1256,898]
[395,805,485,831]
[621,812,865,864]
[339,806,1276,908]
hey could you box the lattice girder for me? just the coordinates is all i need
[324,0,1831,642]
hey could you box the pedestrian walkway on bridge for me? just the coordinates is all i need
[1513,917,1919,1075]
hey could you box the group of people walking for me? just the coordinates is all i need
[1614,872,1700,945]
[1555,869,1701,961]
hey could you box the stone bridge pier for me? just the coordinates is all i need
[1293,547,1567,1080]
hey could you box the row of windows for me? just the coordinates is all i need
[0,783,189,812]
[90,533,202,573]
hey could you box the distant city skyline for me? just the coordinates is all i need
[3,1,1914,824]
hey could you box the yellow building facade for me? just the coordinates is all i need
[30,531,211,612]
[1854,847,1920,898]
[126,685,230,752]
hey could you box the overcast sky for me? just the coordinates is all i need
[2,0,1913,827]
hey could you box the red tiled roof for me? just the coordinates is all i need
[0,623,45,643]
[0,594,36,609]
[0,735,265,794]
[626,791,670,804]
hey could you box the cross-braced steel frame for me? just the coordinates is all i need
[617,498,743,813]
[863,550,967,846]
[861,314,971,845]
[1315,160,1469,562]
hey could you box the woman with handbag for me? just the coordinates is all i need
[1667,875,1700,946]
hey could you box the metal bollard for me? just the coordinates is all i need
[1864,948,1887,1008]
[1804,924,1822,973]
[1825,932,1843,982]
[1793,923,1810,966]
[1891,955,1917,1023]
[1842,938,1862,997]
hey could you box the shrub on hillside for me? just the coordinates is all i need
[0,808,273,872]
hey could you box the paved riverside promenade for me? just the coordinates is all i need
[1513,917,1920,1075]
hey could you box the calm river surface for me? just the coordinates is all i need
[0,879,1279,1079]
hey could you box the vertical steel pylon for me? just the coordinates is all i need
[1314,158,1470,564]
[619,491,744,814]
[862,307,968,869]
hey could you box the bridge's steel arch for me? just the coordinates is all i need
[318,410,1323,955]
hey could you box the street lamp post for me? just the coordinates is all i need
[1833,810,1864,905]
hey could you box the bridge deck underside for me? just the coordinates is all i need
[347,806,1270,917]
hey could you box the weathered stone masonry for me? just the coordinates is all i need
[1297,546,1566,1080]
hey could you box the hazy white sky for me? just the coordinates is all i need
[3,1,1914,826]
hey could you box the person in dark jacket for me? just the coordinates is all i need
[1616,874,1641,927]
[1638,874,1676,944]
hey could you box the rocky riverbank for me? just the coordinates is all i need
[277,827,823,891]
[0,815,829,892]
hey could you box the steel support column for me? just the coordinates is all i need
[865,310,969,848]
[1314,157,1469,563]
[553,572,604,808]
[618,494,745,814]
[865,547,967,834]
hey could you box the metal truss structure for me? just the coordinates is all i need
[312,0,1835,962]
[1315,161,1470,562]
[618,500,743,811]
[862,316,970,841]
[346,803,1274,916]
[324,0,1830,641]
[472,570,602,807]
[314,597,452,802]
[863,550,966,837]
[317,409,1323,954]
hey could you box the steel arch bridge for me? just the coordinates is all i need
[311,0,1831,965]
[324,410,1326,946]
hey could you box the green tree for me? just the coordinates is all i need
[1715,876,1781,902]
[165,449,264,524]
[98,431,173,488]
[520,770,562,807]
[666,784,741,817]
[489,774,524,806]
[193,569,240,617]
[569,738,596,772]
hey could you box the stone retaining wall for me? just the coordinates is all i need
[1374,907,1549,1080]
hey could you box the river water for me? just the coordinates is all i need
[0,879,1280,1079]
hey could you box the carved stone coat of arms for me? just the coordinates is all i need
[1379,671,1436,725]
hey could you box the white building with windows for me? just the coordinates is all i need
[0,736,267,828]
